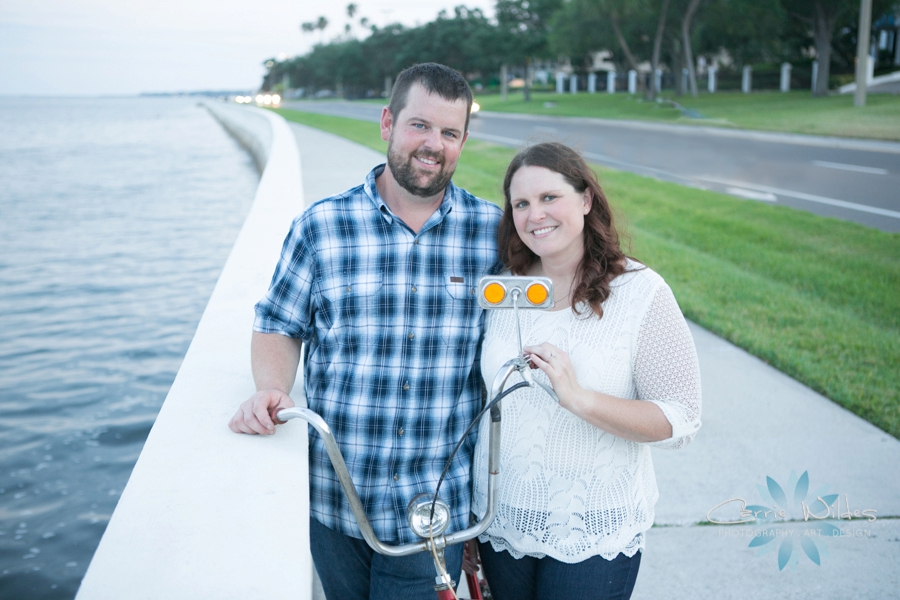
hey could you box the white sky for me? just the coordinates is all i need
[0,1,495,96]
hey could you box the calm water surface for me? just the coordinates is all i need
[0,96,258,598]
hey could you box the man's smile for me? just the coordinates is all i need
[414,154,440,168]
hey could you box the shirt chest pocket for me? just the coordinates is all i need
[441,274,481,349]
[317,271,384,347]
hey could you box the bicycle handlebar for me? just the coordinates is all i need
[275,403,502,557]
[275,353,555,559]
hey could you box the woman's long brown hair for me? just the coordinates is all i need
[499,142,635,318]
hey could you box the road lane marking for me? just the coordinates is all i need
[580,151,700,186]
[726,187,777,202]
[697,176,900,219]
[812,160,888,175]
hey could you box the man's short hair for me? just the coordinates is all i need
[388,63,474,132]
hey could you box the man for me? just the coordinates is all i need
[228,63,501,599]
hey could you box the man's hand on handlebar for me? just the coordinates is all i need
[228,389,295,435]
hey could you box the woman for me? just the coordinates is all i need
[471,143,701,600]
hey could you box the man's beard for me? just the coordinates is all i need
[387,139,454,198]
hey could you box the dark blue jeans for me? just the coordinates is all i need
[477,540,641,600]
[310,517,465,600]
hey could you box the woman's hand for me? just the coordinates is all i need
[524,342,673,443]
[524,343,586,416]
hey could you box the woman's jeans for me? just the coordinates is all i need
[477,540,641,600]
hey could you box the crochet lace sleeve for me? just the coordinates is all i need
[633,283,702,450]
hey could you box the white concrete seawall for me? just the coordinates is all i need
[76,104,313,599]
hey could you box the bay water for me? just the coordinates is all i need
[0,96,259,598]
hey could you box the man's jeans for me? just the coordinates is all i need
[310,517,465,600]
[478,540,641,600]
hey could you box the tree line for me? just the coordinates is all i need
[262,0,900,99]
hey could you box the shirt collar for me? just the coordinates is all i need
[364,164,456,225]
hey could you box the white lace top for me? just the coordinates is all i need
[472,264,701,563]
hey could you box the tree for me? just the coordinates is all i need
[548,0,614,69]
[396,8,498,76]
[301,16,330,44]
[681,0,703,96]
[782,0,850,95]
[650,0,672,98]
[608,0,646,83]
[495,0,564,100]
[696,0,788,66]
[551,0,657,92]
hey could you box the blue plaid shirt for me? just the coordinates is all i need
[254,165,502,544]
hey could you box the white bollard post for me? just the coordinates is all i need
[780,62,792,92]
[570,74,578,94]
[866,55,874,84]
[742,65,752,93]
[895,30,900,65]
[628,70,637,94]
[607,71,616,94]
[811,60,818,92]
[556,72,566,94]
[708,66,717,93]
[654,69,662,93]
[588,73,597,93]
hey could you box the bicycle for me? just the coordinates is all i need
[277,276,558,600]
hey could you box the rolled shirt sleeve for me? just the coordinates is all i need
[253,212,316,341]
[632,283,702,449]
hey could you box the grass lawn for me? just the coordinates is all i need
[471,90,900,141]
[274,107,900,440]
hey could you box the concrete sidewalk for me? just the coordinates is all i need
[287,121,900,599]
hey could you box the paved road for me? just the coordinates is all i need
[282,100,900,233]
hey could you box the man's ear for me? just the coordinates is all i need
[460,130,469,149]
[380,106,393,142]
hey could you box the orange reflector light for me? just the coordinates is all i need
[483,282,507,305]
[526,282,550,305]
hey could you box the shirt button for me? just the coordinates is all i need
[393,474,399,481]
[398,428,404,436]
[403,382,410,391]
[411,286,417,293]
[414,239,419,245]
[408,332,414,340]
[346,285,351,292]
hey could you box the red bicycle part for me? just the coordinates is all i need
[465,571,484,600]
[436,588,457,600]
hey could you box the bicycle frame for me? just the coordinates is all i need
[276,276,557,598]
